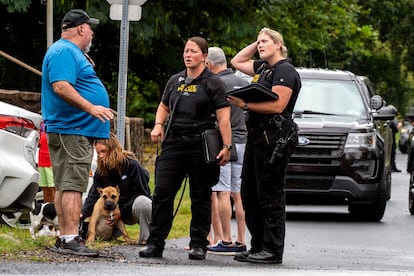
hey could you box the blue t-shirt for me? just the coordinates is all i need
[41,39,110,139]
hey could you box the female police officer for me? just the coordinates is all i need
[228,27,301,264]
[139,37,232,260]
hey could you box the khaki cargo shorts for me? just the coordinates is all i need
[47,133,93,193]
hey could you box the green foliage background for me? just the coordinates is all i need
[1,0,414,124]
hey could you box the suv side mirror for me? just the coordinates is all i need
[373,104,396,121]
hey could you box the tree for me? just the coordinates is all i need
[259,0,377,69]
[92,0,264,126]
[354,0,414,115]
[1,0,414,122]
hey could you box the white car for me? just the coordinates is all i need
[83,150,97,204]
[0,101,42,226]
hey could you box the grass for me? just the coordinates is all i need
[147,172,192,240]
[0,138,194,259]
[124,176,192,240]
[0,226,52,260]
[0,171,192,260]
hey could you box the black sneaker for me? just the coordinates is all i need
[233,250,251,262]
[392,167,401,173]
[188,247,206,260]
[139,244,163,258]
[246,250,282,264]
[47,237,62,253]
[58,236,99,257]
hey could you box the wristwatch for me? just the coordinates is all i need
[223,144,233,150]
[243,102,249,111]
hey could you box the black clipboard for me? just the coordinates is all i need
[225,83,278,103]
[202,129,238,163]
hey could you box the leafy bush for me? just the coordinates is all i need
[104,70,161,128]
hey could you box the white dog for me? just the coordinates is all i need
[29,200,59,238]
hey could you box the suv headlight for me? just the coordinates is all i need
[345,132,376,149]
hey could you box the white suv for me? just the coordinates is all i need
[0,101,42,225]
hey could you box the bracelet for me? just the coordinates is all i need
[154,122,163,126]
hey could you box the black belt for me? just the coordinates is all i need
[247,114,293,129]
[169,134,201,139]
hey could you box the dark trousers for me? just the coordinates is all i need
[241,132,288,258]
[391,137,398,169]
[147,136,219,250]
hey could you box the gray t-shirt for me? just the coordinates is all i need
[217,68,250,143]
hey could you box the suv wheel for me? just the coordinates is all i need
[385,166,391,201]
[400,144,408,154]
[349,170,387,221]
[409,170,414,215]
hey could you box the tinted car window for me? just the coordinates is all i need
[294,79,368,119]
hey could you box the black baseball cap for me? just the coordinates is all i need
[61,9,100,30]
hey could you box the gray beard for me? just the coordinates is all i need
[84,41,92,53]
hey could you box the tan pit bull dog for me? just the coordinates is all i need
[86,186,135,244]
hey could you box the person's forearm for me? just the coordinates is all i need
[231,41,258,76]
[216,107,232,145]
[52,81,93,113]
[231,41,258,65]
[154,103,170,125]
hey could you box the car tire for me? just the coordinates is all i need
[349,170,387,222]
[399,143,408,154]
[385,166,392,201]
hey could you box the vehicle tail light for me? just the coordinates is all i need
[0,115,36,138]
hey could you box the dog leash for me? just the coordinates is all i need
[155,139,188,219]
[173,176,188,219]
[158,76,193,219]
[164,76,193,140]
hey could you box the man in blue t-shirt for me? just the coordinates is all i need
[41,9,113,257]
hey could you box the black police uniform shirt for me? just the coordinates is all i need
[161,68,229,137]
[251,59,301,118]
